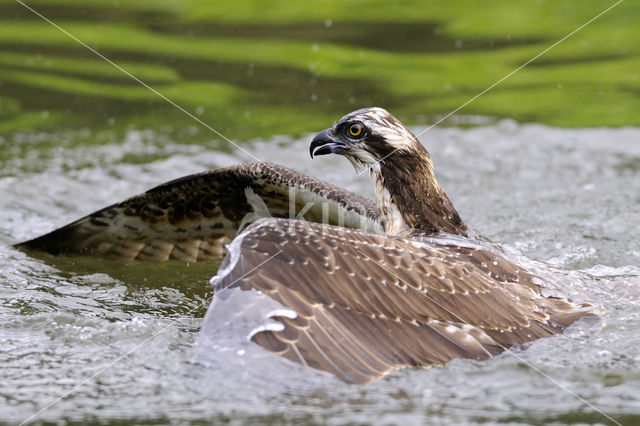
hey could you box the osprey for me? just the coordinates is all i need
[16,107,597,384]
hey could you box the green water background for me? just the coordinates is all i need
[1,0,638,143]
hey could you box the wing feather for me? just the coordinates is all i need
[210,218,598,383]
[15,163,381,260]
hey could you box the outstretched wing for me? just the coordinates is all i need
[15,163,381,261]
[206,218,597,384]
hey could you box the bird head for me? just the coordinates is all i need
[310,107,467,237]
[309,107,425,173]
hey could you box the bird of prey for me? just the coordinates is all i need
[16,107,597,384]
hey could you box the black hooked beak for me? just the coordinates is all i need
[309,129,348,159]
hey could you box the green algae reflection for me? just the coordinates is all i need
[1,0,638,140]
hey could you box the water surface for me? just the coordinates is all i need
[1,122,639,424]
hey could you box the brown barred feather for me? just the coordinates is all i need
[213,219,598,384]
[15,163,381,260]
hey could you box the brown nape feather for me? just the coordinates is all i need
[378,140,467,236]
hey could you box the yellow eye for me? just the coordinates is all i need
[348,123,363,137]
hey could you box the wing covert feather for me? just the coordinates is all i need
[212,218,597,384]
[16,163,381,261]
